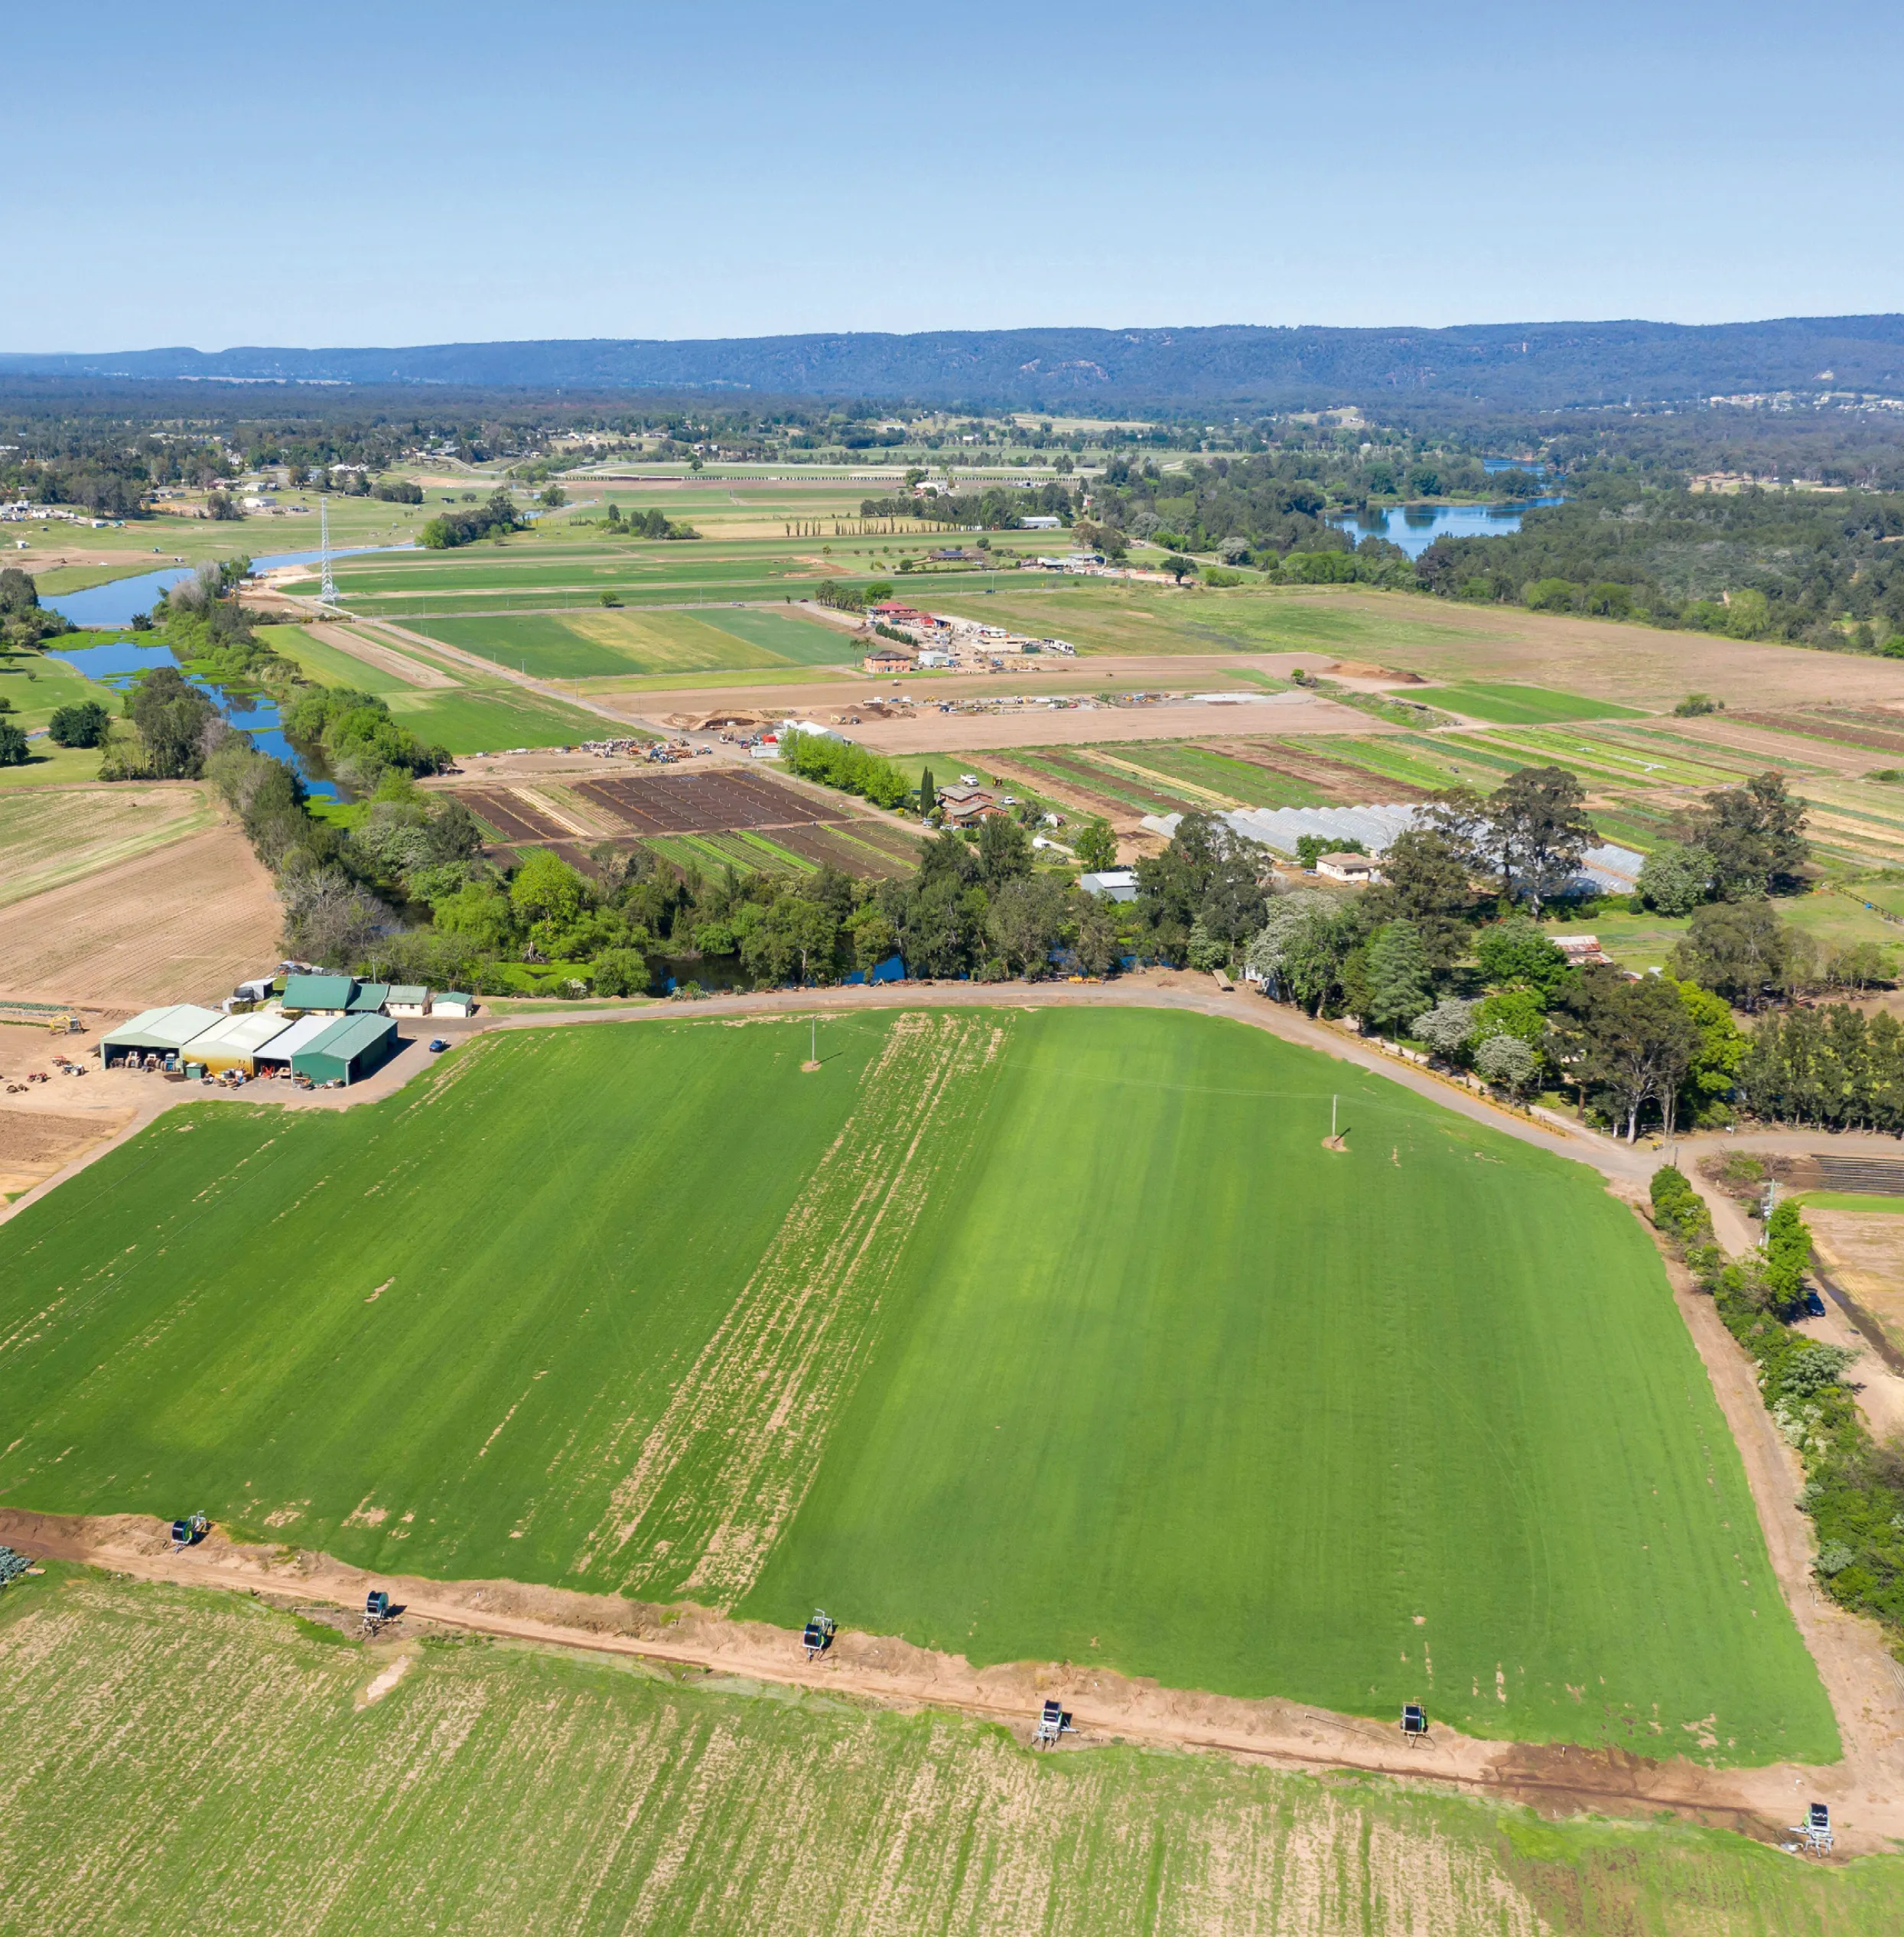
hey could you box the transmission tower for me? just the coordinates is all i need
[319,495,337,605]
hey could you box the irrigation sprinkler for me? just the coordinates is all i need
[1401,1703,1428,1743]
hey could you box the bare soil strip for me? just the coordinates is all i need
[5,1505,1898,1852]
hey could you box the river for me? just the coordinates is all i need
[45,636,343,801]
[40,544,414,630]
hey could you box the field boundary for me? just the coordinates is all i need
[2,1505,1887,1850]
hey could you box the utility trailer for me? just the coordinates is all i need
[801,1610,837,1659]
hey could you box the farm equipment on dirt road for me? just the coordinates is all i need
[169,1512,208,1548]
[1788,1803,1833,1854]
[1033,1700,1074,1749]
[363,1590,395,1636]
[801,1611,836,1659]
[1401,1704,1428,1740]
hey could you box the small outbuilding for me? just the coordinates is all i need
[1078,868,1139,903]
[387,985,432,1017]
[282,973,356,1016]
[347,982,391,1014]
[99,1004,226,1069]
[1315,851,1382,884]
[290,1014,398,1086]
[180,1009,292,1075]
[432,991,477,1017]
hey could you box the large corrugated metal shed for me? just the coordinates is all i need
[100,1005,226,1057]
[283,973,356,1013]
[255,1014,343,1064]
[179,1009,293,1073]
[291,1014,397,1086]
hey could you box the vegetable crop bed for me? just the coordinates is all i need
[0,1008,1833,1761]
[577,768,835,835]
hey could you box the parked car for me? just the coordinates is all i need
[428,1039,450,1054]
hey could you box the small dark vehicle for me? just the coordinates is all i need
[1802,1288,1827,1318]
[428,1039,450,1054]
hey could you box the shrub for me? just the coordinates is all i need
[780,728,910,810]
[48,700,112,748]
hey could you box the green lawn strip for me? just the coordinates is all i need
[254,623,416,695]
[0,655,123,787]
[3,1570,1892,1937]
[28,560,173,595]
[1793,1192,1904,1216]
[1117,741,1336,809]
[1407,683,1646,725]
[379,685,608,754]
[692,607,865,666]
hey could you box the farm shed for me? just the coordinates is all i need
[179,1009,292,1075]
[432,991,477,1017]
[347,982,391,1014]
[1078,869,1138,903]
[282,974,356,1016]
[290,1014,398,1086]
[387,985,431,1017]
[99,1004,224,1068]
[252,1013,343,1073]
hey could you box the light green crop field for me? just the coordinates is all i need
[379,683,611,753]
[0,1008,1831,1760]
[4,1568,1889,1937]
[1408,683,1647,724]
[254,622,418,694]
[405,605,861,679]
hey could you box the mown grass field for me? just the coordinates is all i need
[405,605,861,679]
[1406,683,1646,724]
[0,1009,1833,1760]
[5,1568,1891,1937]
[379,682,610,753]
[0,782,215,904]
[0,656,124,788]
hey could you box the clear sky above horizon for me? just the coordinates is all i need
[17,0,1904,353]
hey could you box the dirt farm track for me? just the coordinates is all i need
[0,822,280,1008]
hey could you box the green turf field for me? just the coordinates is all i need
[379,682,612,752]
[0,655,122,787]
[1795,1192,1904,1215]
[1407,683,1647,724]
[0,1008,1834,1760]
[4,1568,1889,1937]
[255,623,418,694]
[405,605,862,678]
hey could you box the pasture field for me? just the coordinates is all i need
[0,783,214,905]
[379,683,611,754]
[0,656,123,788]
[1405,683,1645,725]
[0,1009,1832,1760]
[1549,894,1902,973]
[5,1569,1891,1937]
[405,606,858,679]
[255,621,420,694]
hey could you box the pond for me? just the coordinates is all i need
[44,636,343,801]
[39,543,414,630]
[1327,498,1564,560]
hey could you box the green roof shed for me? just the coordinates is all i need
[283,974,356,1014]
[290,1014,397,1086]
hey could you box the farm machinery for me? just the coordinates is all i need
[363,1590,395,1636]
[801,1610,836,1659]
[1033,1699,1075,1749]
[1401,1704,1428,1742]
[168,1512,208,1548]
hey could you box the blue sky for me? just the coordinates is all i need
[17,1,1904,350]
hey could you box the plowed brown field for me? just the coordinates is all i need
[0,823,279,1006]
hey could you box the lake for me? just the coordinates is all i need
[1327,499,1563,560]
[45,636,342,801]
[40,544,414,630]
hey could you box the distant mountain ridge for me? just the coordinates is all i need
[8,316,1904,409]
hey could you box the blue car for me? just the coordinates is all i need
[428,1038,450,1054]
